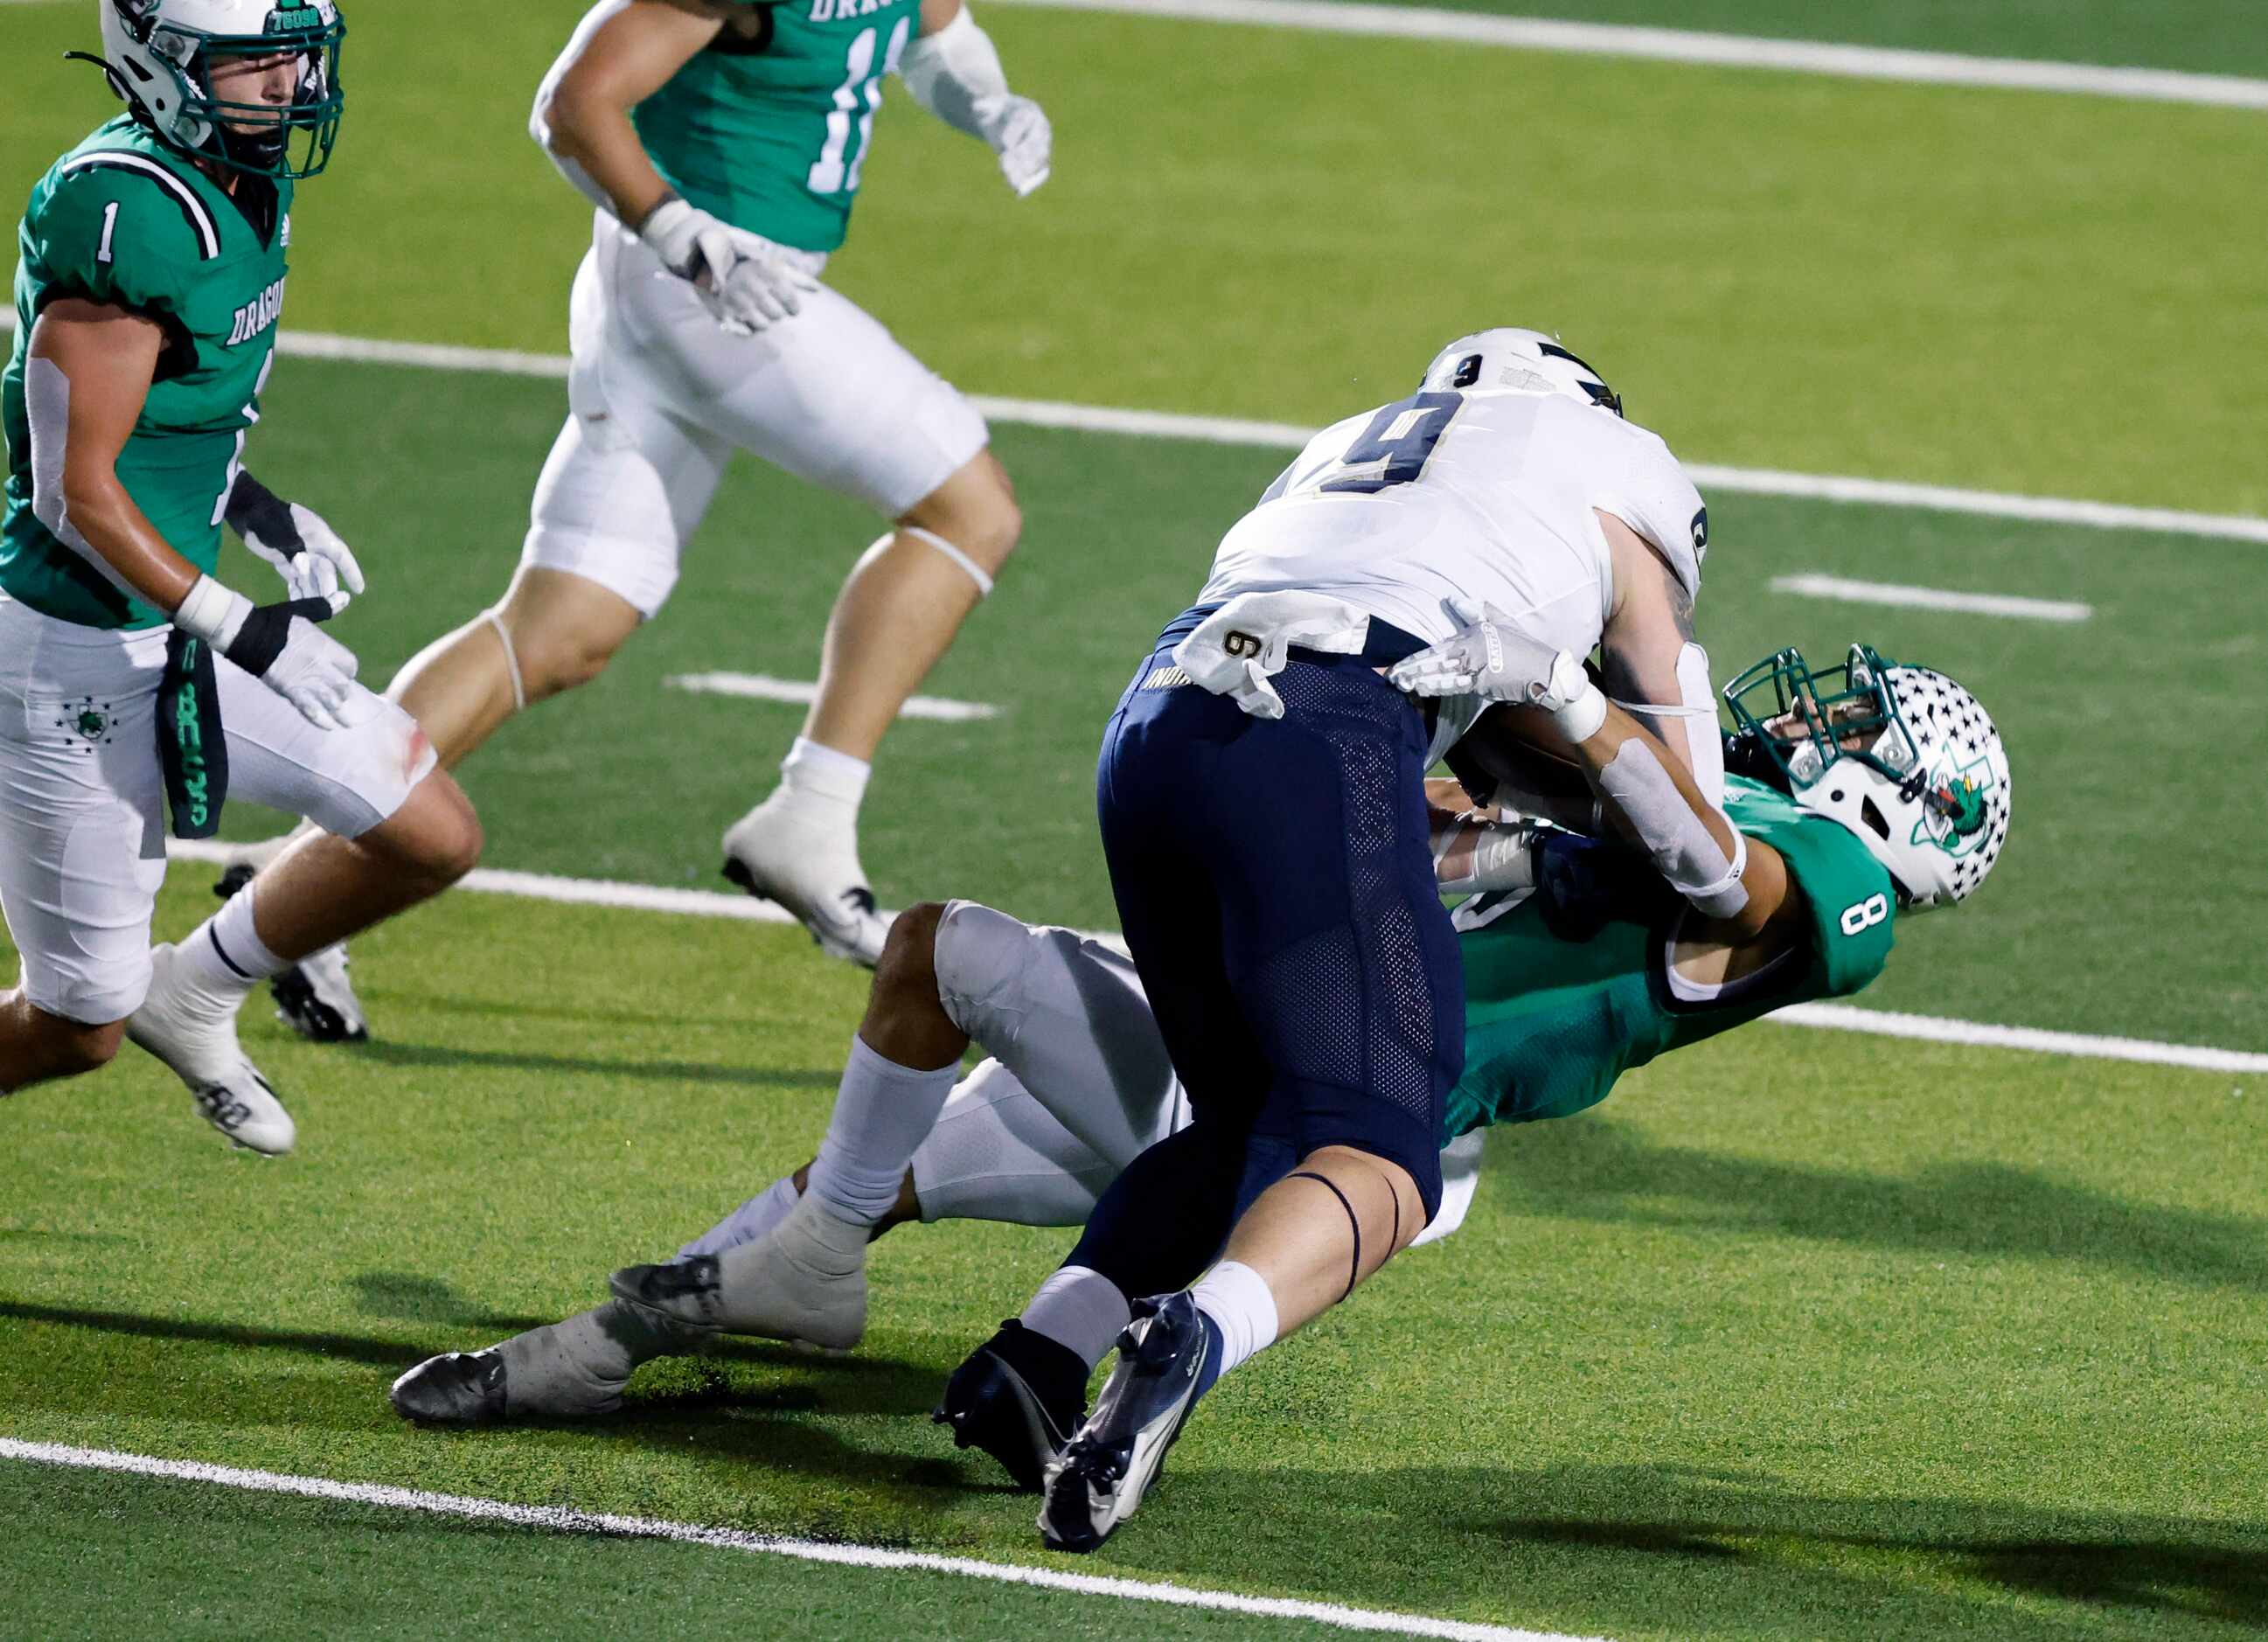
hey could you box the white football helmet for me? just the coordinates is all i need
[1723,644,2012,910]
[86,0,344,178]
[1418,328,1624,417]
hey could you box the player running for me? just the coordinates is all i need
[240,0,1052,1043]
[387,644,2009,1461]
[0,0,483,1150]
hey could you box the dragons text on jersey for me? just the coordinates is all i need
[225,274,288,345]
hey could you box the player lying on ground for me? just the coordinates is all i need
[391,644,2012,1497]
[1019,637,2009,1551]
[229,0,1053,1042]
[0,0,481,1151]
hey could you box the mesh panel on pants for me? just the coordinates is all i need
[1262,661,1443,1131]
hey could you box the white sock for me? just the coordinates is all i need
[177,884,289,1006]
[804,1035,959,1225]
[676,1174,800,1261]
[779,736,871,817]
[1191,1259,1279,1382]
[1020,1264,1132,1369]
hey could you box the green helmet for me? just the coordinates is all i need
[86,0,345,180]
[1723,644,2012,910]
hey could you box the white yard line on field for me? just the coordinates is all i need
[1769,573,2093,623]
[988,0,2268,111]
[0,1439,1597,1642]
[666,672,1003,720]
[160,838,2267,1075]
[1772,1005,2267,1076]
[6,317,2252,546]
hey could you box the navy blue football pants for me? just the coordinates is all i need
[1061,606,1465,1300]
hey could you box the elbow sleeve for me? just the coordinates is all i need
[1596,735,1749,920]
[896,7,1012,139]
[24,357,136,596]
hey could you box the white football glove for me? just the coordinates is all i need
[227,474,365,605]
[983,94,1051,196]
[639,198,819,336]
[1388,599,1609,740]
[174,576,365,732]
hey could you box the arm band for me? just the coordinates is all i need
[1596,737,1750,919]
[895,6,1012,139]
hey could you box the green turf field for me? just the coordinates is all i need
[6,1,2266,511]
[3,1,2265,1637]
[2,885,2264,1640]
[1304,0,2268,78]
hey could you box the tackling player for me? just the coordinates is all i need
[0,0,482,1150]
[390,641,2006,1516]
[240,0,1052,1041]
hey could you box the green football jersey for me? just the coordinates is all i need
[1444,776,1897,1138]
[632,0,925,254]
[2,118,292,630]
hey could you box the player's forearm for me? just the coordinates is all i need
[55,467,200,612]
[537,85,675,226]
[1564,705,1749,919]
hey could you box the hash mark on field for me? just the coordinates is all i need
[161,838,2265,1073]
[0,316,2260,542]
[665,672,1003,721]
[1771,573,2092,623]
[0,1440,1598,1642]
[988,0,2268,110]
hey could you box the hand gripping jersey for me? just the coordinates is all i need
[1444,775,1897,1138]
[3,118,291,630]
[632,0,923,255]
[1200,387,1706,658]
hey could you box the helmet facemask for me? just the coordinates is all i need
[88,1,345,181]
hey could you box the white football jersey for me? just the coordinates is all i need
[1200,389,1707,658]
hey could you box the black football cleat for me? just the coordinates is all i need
[389,1349,508,1426]
[1039,1292,1208,1553]
[215,864,369,1043]
[934,1319,1089,1492]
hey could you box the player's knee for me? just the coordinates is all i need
[1303,1144,1435,1258]
[372,774,484,889]
[907,456,1021,577]
[510,616,625,700]
[929,900,1037,1040]
[873,901,948,1005]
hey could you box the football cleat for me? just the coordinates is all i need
[935,1319,1090,1492]
[389,1301,698,1426]
[720,794,894,967]
[610,1190,866,1351]
[215,866,369,1043]
[389,1349,508,1425]
[1039,1291,1207,1553]
[126,943,295,1155]
[268,943,367,1043]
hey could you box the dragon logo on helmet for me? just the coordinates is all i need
[1915,758,1995,855]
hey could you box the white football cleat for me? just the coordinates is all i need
[720,792,894,967]
[127,943,296,1155]
[611,1188,868,1351]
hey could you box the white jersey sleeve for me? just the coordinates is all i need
[1555,407,1708,600]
